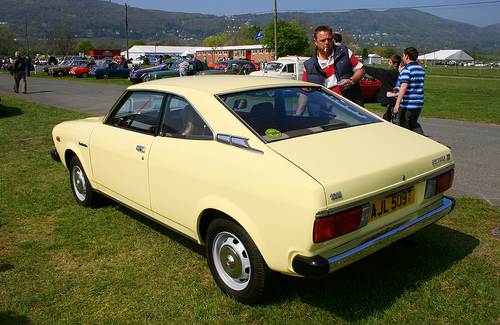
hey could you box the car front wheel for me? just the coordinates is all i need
[81,72,88,78]
[101,73,109,79]
[206,218,273,305]
[69,156,98,207]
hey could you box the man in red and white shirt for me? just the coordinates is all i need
[301,26,365,107]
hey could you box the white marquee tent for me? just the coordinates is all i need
[365,54,382,65]
[418,50,474,63]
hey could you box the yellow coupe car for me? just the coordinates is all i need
[51,76,455,304]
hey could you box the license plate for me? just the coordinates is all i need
[370,187,415,222]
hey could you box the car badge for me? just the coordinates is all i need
[432,154,451,165]
[330,191,343,200]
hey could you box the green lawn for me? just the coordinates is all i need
[364,75,499,125]
[0,95,499,324]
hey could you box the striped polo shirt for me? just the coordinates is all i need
[399,62,425,110]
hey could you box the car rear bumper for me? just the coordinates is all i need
[292,196,456,278]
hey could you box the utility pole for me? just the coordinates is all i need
[274,0,278,59]
[125,4,129,59]
[25,18,29,56]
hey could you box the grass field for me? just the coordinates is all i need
[365,63,500,79]
[0,92,499,323]
[364,75,500,125]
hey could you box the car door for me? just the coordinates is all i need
[90,91,166,212]
[109,64,120,77]
[148,95,214,235]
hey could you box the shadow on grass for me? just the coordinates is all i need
[0,104,23,118]
[0,311,32,325]
[113,202,205,255]
[268,223,479,321]
[93,199,478,319]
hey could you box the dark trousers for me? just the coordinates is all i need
[382,105,396,124]
[397,108,424,135]
[13,71,27,93]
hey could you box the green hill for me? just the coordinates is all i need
[1,0,498,53]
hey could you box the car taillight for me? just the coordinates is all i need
[425,169,454,199]
[314,204,370,243]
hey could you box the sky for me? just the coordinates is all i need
[109,0,500,28]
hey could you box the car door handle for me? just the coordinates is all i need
[136,145,146,153]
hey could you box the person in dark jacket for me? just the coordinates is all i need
[12,51,27,94]
[193,57,204,74]
[297,25,365,115]
[364,54,401,123]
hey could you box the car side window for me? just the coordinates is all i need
[161,96,213,139]
[108,91,165,135]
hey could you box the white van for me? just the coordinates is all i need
[250,56,310,80]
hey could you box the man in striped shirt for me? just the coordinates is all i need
[394,47,425,135]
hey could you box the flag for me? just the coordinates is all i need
[254,31,264,40]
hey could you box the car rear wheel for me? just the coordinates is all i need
[206,218,273,305]
[81,72,88,78]
[56,71,64,77]
[69,156,99,207]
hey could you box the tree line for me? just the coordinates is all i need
[1,19,481,61]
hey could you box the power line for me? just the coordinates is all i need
[250,0,500,14]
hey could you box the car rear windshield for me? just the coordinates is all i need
[264,62,283,72]
[218,86,380,142]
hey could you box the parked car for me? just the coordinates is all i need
[44,59,72,74]
[49,60,90,77]
[89,62,131,79]
[50,76,455,305]
[129,62,174,83]
[148,60,209,80]
[252,57,382,102]
[250,56,309,80]
[199,59,257,75]
[359,76,382,102]
[68,62,97,78]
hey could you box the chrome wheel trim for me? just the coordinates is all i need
[212,231,251,291]
[71,165,87,202]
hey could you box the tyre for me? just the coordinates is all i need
[142,75,150,82]
[69,156,98,207]
[56,70,64,77]
[102,73,109,79]
[206,218,273,305]
[81,72,88,78]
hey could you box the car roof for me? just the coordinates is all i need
[217,59,255,66]
[127,75,313,95]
